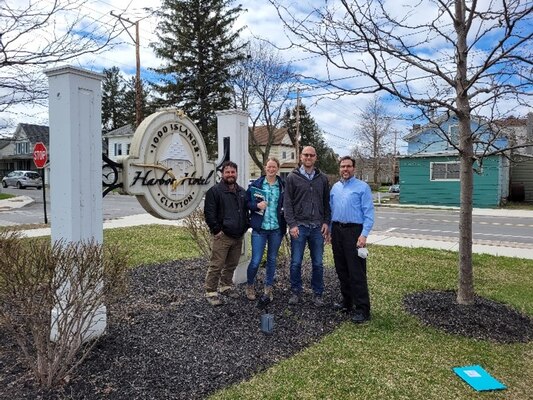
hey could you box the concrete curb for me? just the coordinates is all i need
[0,195,35,210]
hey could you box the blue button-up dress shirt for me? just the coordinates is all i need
[330,176,375,237]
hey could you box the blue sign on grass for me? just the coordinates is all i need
[453,365,506,391]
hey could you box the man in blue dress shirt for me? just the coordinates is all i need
[329,156,375,323]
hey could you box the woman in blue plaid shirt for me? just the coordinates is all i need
[246,158,287,301]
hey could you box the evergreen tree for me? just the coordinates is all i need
[102,67,154,133]
[152,0,244,157]
[284,104,338,174]
[102,67,127,133]
[122,77,156,129]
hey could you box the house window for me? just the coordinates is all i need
[448,124,459,148]
[114,143,122,156]
[15,141,30,154]
[126,144,131,155]
[291,152,295,159]
[430,162,460,181]
[282,151,286,159]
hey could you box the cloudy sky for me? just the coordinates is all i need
[2,0,531,156]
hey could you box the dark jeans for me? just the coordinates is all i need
[289,225,324,296]
[247,228,283,287]
[331,223,370,316]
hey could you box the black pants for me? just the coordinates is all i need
[331,223,370,316]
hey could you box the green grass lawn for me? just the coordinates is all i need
[103,225,532,400]
[0,193,15,200]
[503,201,533,211]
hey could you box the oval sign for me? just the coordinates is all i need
[124,109,214,219]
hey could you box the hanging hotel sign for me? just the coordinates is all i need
[124,109,214,219]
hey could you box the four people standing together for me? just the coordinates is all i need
[204,149,375,324]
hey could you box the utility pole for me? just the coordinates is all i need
[392,129,398,184]
[295,88,301,161]
[110,12,142,127]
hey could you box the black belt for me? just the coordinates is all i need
[332,221,362,228]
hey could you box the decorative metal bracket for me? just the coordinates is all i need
[215,137,230,171]
[102,154,123,197]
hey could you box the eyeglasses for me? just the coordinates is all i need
[302,153,316,157]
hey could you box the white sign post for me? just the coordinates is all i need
[216,109,250,284]
[45,66,105,340]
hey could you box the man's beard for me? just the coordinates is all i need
[223,177,236,185]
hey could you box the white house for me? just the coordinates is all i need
[249,126,298,179]
[103,124,134,162]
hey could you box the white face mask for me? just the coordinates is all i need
[357,247,369,259]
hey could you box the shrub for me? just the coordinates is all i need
[0,229,129,388]
[183,208,212,259]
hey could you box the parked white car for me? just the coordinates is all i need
[1,170,43,189]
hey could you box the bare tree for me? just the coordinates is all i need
[231,40,298,172]
[269,0,533,304]
[354,95,394,187]
[0,0,121,129]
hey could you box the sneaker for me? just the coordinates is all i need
[288,293,300,305]
[332,302,353,313]
[205,292,222,306]
[264,286,273,301]
[219,286,239,299]
[313,295,324,307]
[245,285,256,301]
[352,311,371,324]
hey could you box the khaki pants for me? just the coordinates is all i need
[205,233,243,293]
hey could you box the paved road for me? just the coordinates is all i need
[0,187,145,225]
[374,207,533,248]
[2,187,533,248]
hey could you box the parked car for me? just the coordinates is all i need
[1,170,43,189]
[388,184,400,193]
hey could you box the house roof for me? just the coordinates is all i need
[252,126,290,146]
[402,113,490,142]
[14,123,49,145]
[0,139,11,150]
[494,116,527,127]
[398,150,506,158]
[104,124,134,138]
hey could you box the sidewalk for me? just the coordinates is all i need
[2,196,533,260]
[0,195,34,211]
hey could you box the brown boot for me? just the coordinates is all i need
[219,286,239,299]
[264,286,273,301]
[205,292,222,306]
[245,285,256,301]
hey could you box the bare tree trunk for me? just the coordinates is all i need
[372,158,378,187]
[455,0,474,305]
[457,123,474,304]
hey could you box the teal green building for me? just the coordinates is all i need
[400,115,510,208]
[398,154,509,208]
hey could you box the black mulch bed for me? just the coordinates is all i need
[404,290,533,343]
[2,262,531,400]
[0,259,347,400]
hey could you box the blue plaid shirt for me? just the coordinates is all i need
[261,179,280,230]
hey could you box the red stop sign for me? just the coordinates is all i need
[33,142,48,169]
